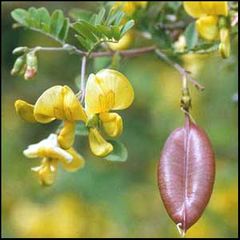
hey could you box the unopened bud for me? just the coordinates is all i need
[219,28,230,58]
[11,55,25,76]
[24,52,38,80]
[218,16,229,29]
[12,46,28,55]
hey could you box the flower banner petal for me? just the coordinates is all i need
[85,69,134,115]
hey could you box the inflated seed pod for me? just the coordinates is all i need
[157,115,215,235]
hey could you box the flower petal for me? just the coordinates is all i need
[23,134,73,162]
[15,100,37,123]
[183,2,228,18]
[58,121,76,149]
[99,112,123,137]
[61,148,85,171]
[200,2,228,16]
[34,86,63,123]
[85,69,134,115]
[196,16,219,41]
[183,2,205,18]
[34,158,58,186]
[34,85,86,123]
[88,128,113,157]
[113,2,136,15]
[62,86,87,122]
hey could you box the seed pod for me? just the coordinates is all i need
[157,115,215,235]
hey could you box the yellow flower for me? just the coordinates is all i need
[183,2,228,18]
[24,133,85,186]
[15,85,87,149]
[183,1,230,58]
[196,15,219,41]
[108,31,134,51]
[85,69,134,157]
[113,1,148,16]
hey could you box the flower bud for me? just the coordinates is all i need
[218,16,229,29]
[12,46,28,55]
[219,28,230,58]
[11,55,26,76]
[24,52,38,80]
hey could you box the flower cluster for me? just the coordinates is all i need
[183,1,231,58]
[11,49,38,80]
[15,69,134,185]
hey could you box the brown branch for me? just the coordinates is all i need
[155,49,205,91]
[32,45,204,91]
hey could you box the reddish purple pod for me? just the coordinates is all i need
[157,115,215,235]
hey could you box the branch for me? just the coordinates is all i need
[155,49,205,91]
[32,45,156,58]
[31,45,204,91]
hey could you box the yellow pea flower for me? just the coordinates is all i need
[108,31,134,51]
[113,1,148,16]
[15,85,87,149]
[196,15,219,41]
[85,69,134,157]
[183,2,228,18]
[183,1,230,58]
[24,133,85,185]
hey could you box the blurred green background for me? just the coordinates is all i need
[2,1,238,238]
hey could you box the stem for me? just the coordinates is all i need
[31,45,156,58]
[80,56,87,104]
[182,75,188,91]
[31,45,204,91]
[155,49,205,91]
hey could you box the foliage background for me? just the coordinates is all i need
[1,1,238,238]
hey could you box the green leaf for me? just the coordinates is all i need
[81,20,103,38]
[75,122,89,136]
[111,26,121,40]
[58,18,69,41]
[50,9,64,37]
[11,7,69,43]
[68,9,92,21]
[37,7,50,32]
[97,25,113,39]
[28,7,40,28]
[184,22,198,49]
[104,140,128,162]
[75,35,92,50]
[120,20,135,37]
[113,11,125,26]
[72,8,129,51]
[11,9,29,26]
[95,7,106,25]
[73,22,99,42]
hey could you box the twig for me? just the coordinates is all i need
[32,45,204,91]
[155,49,205,91]
[32,45,156,58]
